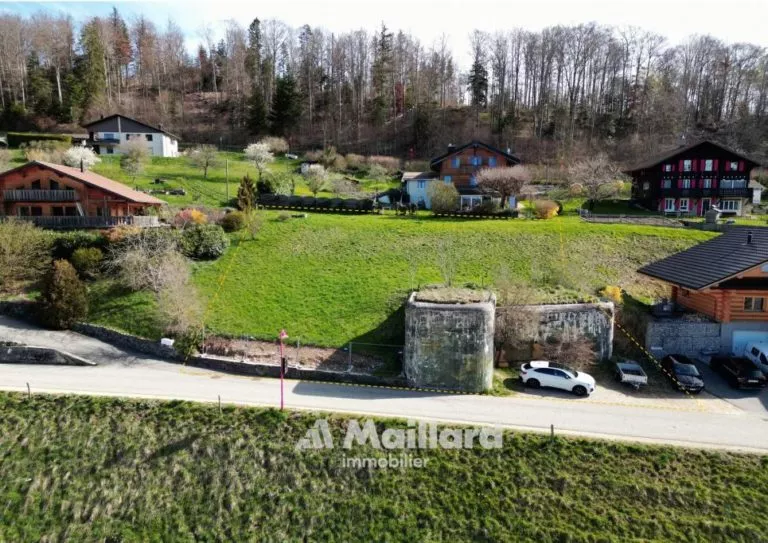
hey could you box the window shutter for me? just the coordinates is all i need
[678,159,684,171]
[677,179,682,189]
[739,161,744,172]
[712,178,718,189]
[661,164,666,172]
[692,159,697,172]
[700,159,706,171]
[713,159,719,171]
[725,161,730,172]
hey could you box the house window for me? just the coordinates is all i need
[683,160,692,172]
[720,199,740,211]
[679,198,690,212]
[704,159,713,171]
[488,157,497,167]
[470,156,481,166]
[49,180,59,190]
[721,179,746,189]
[642,182,650,191]
[31,180,41,189]
[729,161,739,171]
[662,179,672,189]
[30,206,43,216]
[106,147,114,155]
[744,297,764,312]
[65,206,78,216]
[681,179,691,189]
[664,164,673,172]
[702,179,712,189]
[451,157,460,168]
[664,198,676,212]
[126,134,131,140]
[417,180,425,189]
[104,133,115,140]
[51,206,63,217]
[146,134,153,142]
[444,175,452,184]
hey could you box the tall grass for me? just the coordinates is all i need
[1,392,766,541]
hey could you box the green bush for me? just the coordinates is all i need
[51,231,107,259]
[70,247,103,280]
[180,225,230,260]
[428,183,459,214]
[219,211,246,232]
[7,132,72,148]
[39,260,88,329]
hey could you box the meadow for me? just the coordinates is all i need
[1,392,766,542]
[89,211,714,346]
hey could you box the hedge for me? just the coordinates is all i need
[7,132,72,148]
[258,194,375,212]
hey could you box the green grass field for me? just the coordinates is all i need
[88,212,713,346]
[1,392,766,542]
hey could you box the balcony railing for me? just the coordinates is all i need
[658,187,751,198]
[8,215,159,229]
[718,187,751,197]
[3,189,79,202]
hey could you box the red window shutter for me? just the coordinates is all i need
[712,178,718,189]
[677,179,682,189]
[679,160,684,172]
[725,161,730,172]
[692,160,697,172]
[661,164,665,172]
[739,161,744,172]
[714,159,719,171]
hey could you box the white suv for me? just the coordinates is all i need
[519,360,596,397]
[744,342,768,374]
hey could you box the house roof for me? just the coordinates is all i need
[624,139,763,174]
[401,171,438,181]
[82,114,179,140]
[3,161,166,205]
[429,141,521,172]
[637,227,768,290]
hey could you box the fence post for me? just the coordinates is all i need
[27,382,31,399]
[348,342,353,371]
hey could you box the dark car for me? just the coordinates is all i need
[661,354,705,393]
[710,356,768,390]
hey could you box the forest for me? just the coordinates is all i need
[1,8,767,163]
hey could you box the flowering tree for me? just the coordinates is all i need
[63,146,101,170]
[476,165,531,208]
[244,142,274,181]
[188,144,219,179]
[304,164,329,196]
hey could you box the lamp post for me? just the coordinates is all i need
[279,329,288,410]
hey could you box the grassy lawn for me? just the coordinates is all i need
[1,392,766,542]
[88,212,713,346]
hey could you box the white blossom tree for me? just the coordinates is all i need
[244,142,274,181]
[304,164,329,196]
[63,146,101,170]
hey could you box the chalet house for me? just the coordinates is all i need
[639,228,768,355]
[626,140,762,217]
[0,161,164,228]
[403,141,521,210]
[82,114,180,157]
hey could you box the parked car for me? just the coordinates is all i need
[710,356,768,390]
[519,361,596,397]
[744,342,768,375]
[660,354,705,394]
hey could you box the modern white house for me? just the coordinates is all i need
[82,114,180,157]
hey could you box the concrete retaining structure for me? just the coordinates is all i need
[0,345,95,366]
[404,292,496,392]
[73,323,181,360]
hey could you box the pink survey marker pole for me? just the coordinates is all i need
[279,329,288,410]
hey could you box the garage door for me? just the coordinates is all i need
[731,331,768,356]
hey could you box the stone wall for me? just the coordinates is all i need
[0,345,95,366]
[499,302,615,361]
[404,292,496,392]
[72,323,181,360]
[644,319,721,357]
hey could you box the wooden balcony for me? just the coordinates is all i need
[9,215,159,229]
[3,189,79,202]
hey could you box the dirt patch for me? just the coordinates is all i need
[413,287,492,304]
[201,336,397,375]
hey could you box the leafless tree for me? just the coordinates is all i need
[476,165,531,208]
[568,154,627,210]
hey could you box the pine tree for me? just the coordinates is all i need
[247,89,268,135]
[78,20,106,118]
[237,175,257,211]
[370,23,393,126]
[269,75,301,136]
[245,18,262,84]
[40,260,88,330]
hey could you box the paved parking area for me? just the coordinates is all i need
[694,358,768,414]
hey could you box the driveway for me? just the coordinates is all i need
[694,357,768,414]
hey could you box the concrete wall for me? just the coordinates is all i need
[404,292,496,392]
[500,302,615,361]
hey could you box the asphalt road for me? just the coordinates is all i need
[2,316,768,454]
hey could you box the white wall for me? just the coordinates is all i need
[94,131,178,157]
[406,179,433,209]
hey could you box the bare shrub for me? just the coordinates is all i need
[568,154,627,209]
[428,182,459,214]
[188,144,219,178]
[157,265,203,336]
[0,220,51,293]
[345,153,365,170]
[304,150,322,162]
[332,178,360,196]
[107,231,184,293]
[304,164,329,196]
[540,337,597,372]
[258,136,289,154]
[404,160,429,171]
[367,155,400,172]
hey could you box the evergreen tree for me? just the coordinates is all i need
[246,18,262,84]
[237,174,257,211]
[247,88,268,135]
[370,23,393,126]
[467,59,488,108]
[78,20,106,118]
[269,75,301,136]
[40,260,88,330]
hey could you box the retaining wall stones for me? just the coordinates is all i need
[404,292,496,392]
[0,345,95,366]
[72,323,181,360]
[644,319,721,357]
